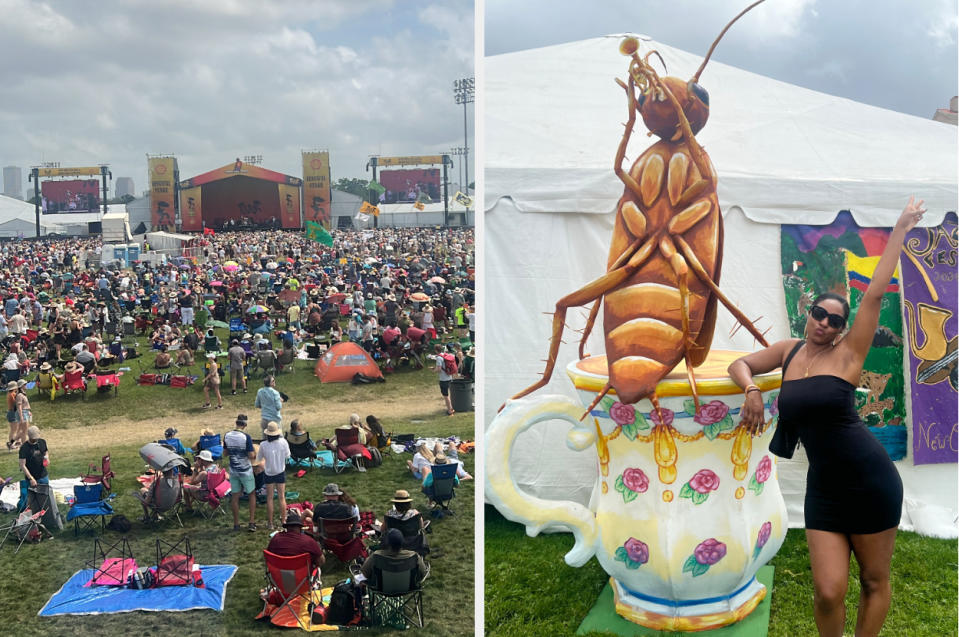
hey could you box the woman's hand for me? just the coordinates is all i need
[739,392,766,436]
[895,196,926,233]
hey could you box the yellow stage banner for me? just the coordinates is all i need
[302,151,331,228]
[376,155,445,167]
[278,183,301,229]
[148,157,176,230]
[180,186,202,232]
[37,166,102,177]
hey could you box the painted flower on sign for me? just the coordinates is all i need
[614,537,649,570]
[683,538,727,577]
[748,455,773,495]
[684,398,735,440]
[649,407,674,427]
[693,400,729,425]
[753,521,772,559]
[614,467,649,503]
[679,469,720,505]
[609,402,635,426]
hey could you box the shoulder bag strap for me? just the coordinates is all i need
[781,340,805,374]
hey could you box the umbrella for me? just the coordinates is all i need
[223,263,240,273]
[429,276,446,284]
[139,443,188,474]
[210,281,223,287]
[285,257,295,264]
[224,261,239,267]
[325,293,346,303]
[410,292,430,302]
[247,304,269,313]
[179,264,191,270]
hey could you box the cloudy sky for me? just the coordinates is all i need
[486,0,957,120]
[0,0,474,198]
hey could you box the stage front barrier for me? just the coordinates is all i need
[486,351,786,632]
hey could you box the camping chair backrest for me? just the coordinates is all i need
[203,336,219,351]
[388,513,423,540]
[319,516,358,543]
[334,427,359,448]
[263,550,312,596]
[63,369,84,387]
[430,463,458,501]
[371,553,420,594]
[286,431,314,459]
[198,434,223,460]
[74,483,104,504]
[229,318,244,333]
[36,371,55,389]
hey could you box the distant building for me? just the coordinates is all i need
[115,177,135,198]
[2,166,22,199]
[932,96,957,125]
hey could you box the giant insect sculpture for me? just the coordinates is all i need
[509,0,771,415]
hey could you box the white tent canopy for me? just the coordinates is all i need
[486,36,957,538]
[0,194,62,237]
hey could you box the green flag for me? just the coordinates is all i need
[368,180,386,195]
[305,220,333,247]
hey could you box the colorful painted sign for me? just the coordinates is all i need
[781,211,907,460]
[302,151,331,228]
[278,183,301,229]
[180,186,202,232]
[148,156,177,231]
[900,212,957,464]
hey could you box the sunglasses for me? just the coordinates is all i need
[809,305,846,330]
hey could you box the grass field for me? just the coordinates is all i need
[485,506,958,636]
[0,325,475,636]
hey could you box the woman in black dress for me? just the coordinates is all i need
[728,197,925,637]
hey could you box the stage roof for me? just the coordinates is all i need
[180,162,302,189]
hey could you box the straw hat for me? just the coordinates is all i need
[64,361,82,373]
[434,453,449,464]
[390,489,413,503]
[264,421,281,436]
[39,362,52,372]
[5,381,17,392]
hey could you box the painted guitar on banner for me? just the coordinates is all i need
[509,0,770,415]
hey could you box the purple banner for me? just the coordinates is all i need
[901,212,957,465]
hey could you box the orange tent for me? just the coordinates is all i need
[314,342,383,383]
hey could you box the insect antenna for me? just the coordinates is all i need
[691,0,767,83]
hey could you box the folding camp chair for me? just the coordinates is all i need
[87,537,137,586]
[0,367,20,385]
[194,470,230,520]
[426,462,459,519]
[27,483,63,533]
[331,427,370,473]
[138,473,185,527]
[258,550,322,630]
[81,454,115,492]
[67,483,115,536]
[384,512,429,556]
[313,449,352,473]
[286,431,317,472]
[318,516,368,565]
[0,507,48,553]
[275,347,296,374]
[62,368,88,399]
[228,317,245,342]
[35,370,59,401]
[194,433,223,461]
[155,537,196,587]
[367,553,425,629]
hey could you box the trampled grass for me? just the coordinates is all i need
[485,505,958,637]
[0,327,475,636]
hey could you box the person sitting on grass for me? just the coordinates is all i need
[154,344,172,369]
[406,442,435,481]
[365,415,388,448]
[175,345,194,367]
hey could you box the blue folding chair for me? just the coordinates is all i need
[425,463,459,519]
[194,434,223,461]
[67,483,115,536]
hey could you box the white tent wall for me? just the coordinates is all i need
[0,194,60,237]
[485,37,958,539]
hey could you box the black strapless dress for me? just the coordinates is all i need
[777,375,903,534]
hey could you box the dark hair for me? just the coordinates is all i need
[338,487,356,507]
[365,415,385,438]
[386,528,403,551]
[266,434,281,442]
[263,375,274,386]
[393,500,411,513]
[812,292,850,321]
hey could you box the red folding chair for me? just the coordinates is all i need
[81,454,115,493]
[318,516,368,565]
[195,470,230,520]
[62,369,88,400]
[256,550,322,629]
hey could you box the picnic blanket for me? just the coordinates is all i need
[256,586,347,631]
[38,564,237,616]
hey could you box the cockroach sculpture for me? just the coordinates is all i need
[508,0,771,417]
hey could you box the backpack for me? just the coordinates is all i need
[325,579,363,625]
[106,514,132,533]
[363,446,382,469]
[440,353,458,376]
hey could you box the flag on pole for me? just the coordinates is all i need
[368,180,386,195]
[413,201,425,211]
[359,201,380,217]
[304,220,333,246]
[453,191,473,207]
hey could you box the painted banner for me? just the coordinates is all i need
[180,186,202,232]
[278,183,301,229]
[359,201,379,217]
[302,151,331,228]
[781,211,907,460]
[900,212,957,464]
[37,166,101,177]
[148,157,176,231]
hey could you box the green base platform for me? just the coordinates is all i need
[576,566,774,636]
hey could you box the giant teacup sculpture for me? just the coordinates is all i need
[487,1,788,631]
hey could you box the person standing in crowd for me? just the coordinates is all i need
[255,375,283,433]
[18,426,48,511]
[432,343,455,416]
[202,352,223,409]
[224,414,257,532]
[256,421,290,530]
[228,338,247,395]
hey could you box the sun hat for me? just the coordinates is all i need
[17,379,27,388]
[390,489,413,503]
[27,426,40,440]
[197,450,214,462]
[434,453,449,464]
[264,421,281,436]
[39,362,52,372]
[323,483,343,497]
[5,381,17,392]
[283,510,303,527]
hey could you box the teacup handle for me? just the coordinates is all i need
[485,394,598,567]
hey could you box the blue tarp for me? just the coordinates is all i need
[38,564,237,616]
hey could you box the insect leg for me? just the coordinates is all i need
[660,236,702,412]
[506,236,659,406]
[613,75,645,201]
[674,235,770,347]
[578,302,601,360]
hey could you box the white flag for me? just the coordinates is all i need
[355,212,371,222]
